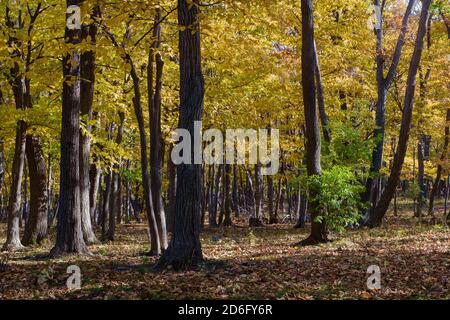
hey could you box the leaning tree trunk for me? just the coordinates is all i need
[155,0,204,270]
[367,0,432,228]
[296,0,327,246]
[22,135,48,246]
[50,0,89,256]
[79,8,100,245]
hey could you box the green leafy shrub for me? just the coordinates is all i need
[303,166,365,233]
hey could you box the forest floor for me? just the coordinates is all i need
[0,203,449,300]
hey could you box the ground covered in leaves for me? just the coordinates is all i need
[1,208,449,300]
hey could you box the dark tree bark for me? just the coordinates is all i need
[148,9,168,250]
[296,0,327,246]
[155,0,204,270]
[50,0,89,256]
[79,6,100,245]
[364,0,415,213]
[22,135,48,246]
[367,0,432,227]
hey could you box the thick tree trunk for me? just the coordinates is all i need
[22,135,48,246]
[297,0,327,246]
[51,1,89,256]
[155,0,204,270]
[367,0,432,227]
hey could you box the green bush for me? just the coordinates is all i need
[303,166,364,233]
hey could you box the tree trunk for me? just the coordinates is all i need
[79,8,100,245]
[130,60,161,255]
[417,139,425,220]
[223,164,232,226]
[367,0,432,227]
[3,121,26,251]
[106,112,125,241]
[364,0,415,213]
[429,109,450,216]
[166,144,176,232]
[51,1,89,255]
[155,0,204,270]
[22,135,48,246]
[232,164,240,218]
[296,0,327,245]
[313,40,330,143]
[149,22,168,250]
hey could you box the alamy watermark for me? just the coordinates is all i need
[66,265,81,290]
[171,122,280,176]
[366,265,381,290]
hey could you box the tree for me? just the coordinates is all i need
[50,0,89,256]
[149,8,168,251]
[80,5,100,245]
[296,0,328,245]
[155,0,204,270]
[366,0,433,227]
[363,0,415,216]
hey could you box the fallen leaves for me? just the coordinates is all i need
[0,213,449,300]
